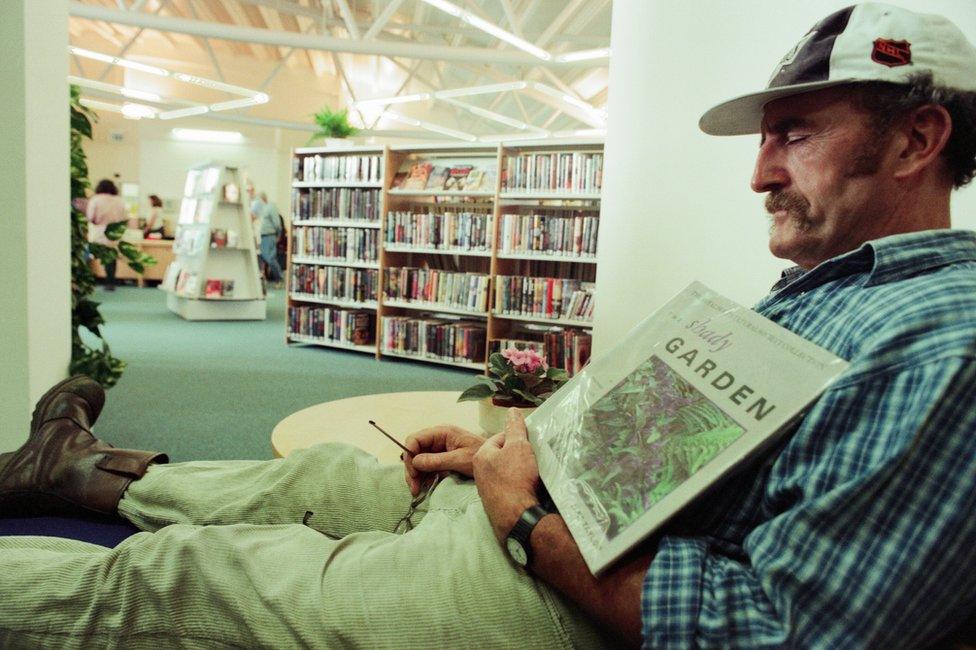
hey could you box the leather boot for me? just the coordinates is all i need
[0,375,169,518]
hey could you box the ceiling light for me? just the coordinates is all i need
[121,87,161,102]
[478,132,550,143]
[158,106,210,120]
[356,92,432,108]
[70,46,169,77]
[555,48,611,63]
[433,81,527,99]
[383,112,476,142]
[79,98,125,114]
[171,128,243,143]
[209,97,263,112]
[532,83,606,122]
[121,102,157,120]
[421,0,551,60]
[440,98,528,130]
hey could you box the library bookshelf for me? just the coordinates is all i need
[286,140,602,375]
[162,163,266,321]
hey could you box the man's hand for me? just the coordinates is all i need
[403,425,485,496]
[473,409,541,542]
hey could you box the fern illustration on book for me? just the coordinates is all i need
[528,281,849,576]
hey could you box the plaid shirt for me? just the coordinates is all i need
[641,229,976,648]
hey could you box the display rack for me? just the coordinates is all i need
[286,140,603,375]
[162,162,266,321]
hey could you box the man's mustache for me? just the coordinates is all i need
[765,191,810,216]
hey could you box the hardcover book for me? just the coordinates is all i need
[401,162,433,190]
[526,281,848,576]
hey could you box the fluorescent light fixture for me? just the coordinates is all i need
[381,112,421,127]
[532,83,606,122]
[158,105,210,120]
[121,87,161,102]
[553,128,607,138]
[383,112,476,141]
[421,0,551,60]
[433,81,527,99]
[172,72,262,98]
[478,132,550,143]
[421,0,462,17]
[70,46,169,77]
[440,98,528,130]
[79,98,125,114]
[208,97,262,112]
[121,102,157,120]
[171,128,244,143]
[356,92,432,108]
[461,14,551,60]
[555,48,611,63]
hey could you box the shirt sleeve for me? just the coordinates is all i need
[642,356,976,649]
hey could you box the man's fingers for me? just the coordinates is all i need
[413,448,471,473]
[502,408,529,442]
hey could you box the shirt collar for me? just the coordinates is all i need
[770,229,976,295]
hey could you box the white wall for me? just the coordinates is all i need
[0,0,70,447]
[594,0,976,352]
[84,117,305,230]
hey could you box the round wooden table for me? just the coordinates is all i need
[271,391,482,464]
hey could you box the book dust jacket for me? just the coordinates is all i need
[527,281,849,575]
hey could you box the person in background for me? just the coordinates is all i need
[143,195,165,238]
[258,191,284,284]
[86,179,128,292]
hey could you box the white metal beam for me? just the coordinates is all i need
[69,1,595,67]
[333,0,361,40]
[186,1,225,81]
[363,0,404,41]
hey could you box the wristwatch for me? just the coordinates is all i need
[505,504,551,569]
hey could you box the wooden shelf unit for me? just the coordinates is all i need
[287,140,603,374]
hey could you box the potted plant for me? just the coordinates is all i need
[458,347,569,434]
[309,106,358,145]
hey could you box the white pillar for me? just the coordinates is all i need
[594,0,976,354]
[0,0,70,448]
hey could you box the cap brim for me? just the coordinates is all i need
[699,79,857,136]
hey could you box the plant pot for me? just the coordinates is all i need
[479,397,537,435]
[324,137,349,147]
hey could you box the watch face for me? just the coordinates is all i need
[506,537,528,567]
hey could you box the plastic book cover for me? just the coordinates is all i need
[221,280,235,297]
[425,166,449,191]
[443,165,474,191]
[527,281,849,576]
[401,162,433,190]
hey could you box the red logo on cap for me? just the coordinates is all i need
[872,39,912,67]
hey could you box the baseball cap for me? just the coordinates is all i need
[699,3,976,136]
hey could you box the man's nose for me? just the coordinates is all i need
[751,141,789,193]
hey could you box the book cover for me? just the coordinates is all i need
[221,280,235,297]
[205,279,223,298]
[527,281,849,576]
[211,228,228,248]
[425,166,449,191]
[443,165,474,191]
[401,162,433,190]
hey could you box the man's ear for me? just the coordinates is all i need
[893,104,953,182]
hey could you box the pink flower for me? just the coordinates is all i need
[502,347,547,374]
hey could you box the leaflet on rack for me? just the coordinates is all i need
[526,281,849,576]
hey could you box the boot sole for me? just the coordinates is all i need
[29,375,105,436]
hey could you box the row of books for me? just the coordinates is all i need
[499,213,599,258]
[385,267,490,313]
[292,188,382,223]
[292,226,380,263]
[382,316,486,364]
[384,211,492,251]
[288,306,376,346]
[494,275,595,322]
[502,152,604,194]
[296,154,383,184]
[489,328,592,377]
[393,161,497,193]
[290,264,378,304]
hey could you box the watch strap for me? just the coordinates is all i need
[507,504,551,568]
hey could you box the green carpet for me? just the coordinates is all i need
[88,285,476,462]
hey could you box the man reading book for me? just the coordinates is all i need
[3,3,976,648]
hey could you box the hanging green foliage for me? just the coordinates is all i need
[308,106,358,143]
[69,85,156,388]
